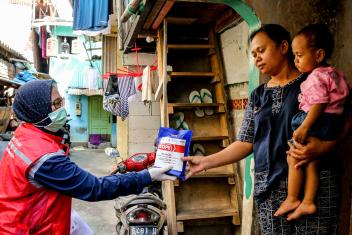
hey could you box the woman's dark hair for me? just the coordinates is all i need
[296,23,334,60]
[249,24,294,64]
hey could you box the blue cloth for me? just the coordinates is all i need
[291,111,343,141]
[13,79,54,126]
[32,155,152,201]
[73,0,108,31]
[13,70,37,85]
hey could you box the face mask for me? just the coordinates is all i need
[35,107,67,132]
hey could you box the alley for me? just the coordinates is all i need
[70,149,117,235]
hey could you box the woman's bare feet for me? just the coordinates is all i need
[274,198,301,217]
[287,201,317,221]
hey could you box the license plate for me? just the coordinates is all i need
[130,226,158,235]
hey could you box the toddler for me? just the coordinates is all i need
[274,24,350,220]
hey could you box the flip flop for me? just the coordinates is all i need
[189,90,205,118]
[200,88,214,116]
[193,143,206,156]
[178,120,189,130]
[170,112,184,130]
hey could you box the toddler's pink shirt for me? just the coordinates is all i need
[298,66,350,114]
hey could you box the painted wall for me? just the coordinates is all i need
[49,58,90,143]
[67,95,89,143]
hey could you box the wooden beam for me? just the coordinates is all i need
[143,0,165,30]
[167,16,197,25]
[214,10,242,34]
[152,0,175,30]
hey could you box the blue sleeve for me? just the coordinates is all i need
[31,154,152,201]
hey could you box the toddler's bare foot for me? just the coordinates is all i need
[274,198,301,217]
[287,202,317,221]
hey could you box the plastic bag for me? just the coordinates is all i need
[154,127,192,181]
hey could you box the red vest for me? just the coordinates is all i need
[0,124,71,234]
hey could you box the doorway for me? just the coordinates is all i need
[88,96,111,143]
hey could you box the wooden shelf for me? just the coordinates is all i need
[168,103,223,108]
[192,164,235,178]
[170,72,215,78]
[177,208,238,221]
[168,44,215,50]
[192,135,228,141]
[167,103,225,114]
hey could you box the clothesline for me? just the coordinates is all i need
[102,65,157,79]
[102,43,157,79]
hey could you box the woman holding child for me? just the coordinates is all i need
[183,24,350,234]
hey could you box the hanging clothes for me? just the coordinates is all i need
[103,75,136,121]
[83,67,99,90]
[142,66,154,103]
[41,26,47,59]
[73,0,109,31]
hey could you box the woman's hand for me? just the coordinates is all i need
[181,156,206,180]
[287,136,336,168]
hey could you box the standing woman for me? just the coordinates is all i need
[183,24,341,234]
[0,80,174,234]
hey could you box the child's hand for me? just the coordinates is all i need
[293,126,308,144]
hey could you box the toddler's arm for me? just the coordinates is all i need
[293,103,327,143]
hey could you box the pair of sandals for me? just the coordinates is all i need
[192,143,206,156]
[170,112,189,130]
[189,88,214,117]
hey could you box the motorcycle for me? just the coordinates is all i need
[61,115,71,154]
[112,152,167,235]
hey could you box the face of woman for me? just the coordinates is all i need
[51,86,64,111]
[250,32,288,76]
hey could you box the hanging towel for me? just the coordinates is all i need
[142,66,154,103]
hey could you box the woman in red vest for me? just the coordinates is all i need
[0,79,173,234]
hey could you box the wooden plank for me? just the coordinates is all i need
[163,181,178,235]
[162,19,168,127]
[152,0,175,30]
[169,103,222,107]
[214,8,241,34]
[168,44,215,50]
[192,136,228,141]
[169,103,225,114]
[192,164,235,178]
[170,71,215,77]
[175,178,239,221]
[167,16,198,25]
[143,0,165,30]
[0,107,11,133]
[177,208,238,221]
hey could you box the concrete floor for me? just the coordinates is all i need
[70,149,117,235]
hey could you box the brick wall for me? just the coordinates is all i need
[128,101,161,155]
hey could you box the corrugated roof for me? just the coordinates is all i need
[0,40,28,61]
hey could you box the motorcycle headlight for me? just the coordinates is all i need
[126,207,160,224]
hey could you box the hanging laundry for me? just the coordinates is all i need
[103,75,136,121]
[73,0,109,32]
[142,66,154,103]
[41,26,47,59]
[83,67,99,90]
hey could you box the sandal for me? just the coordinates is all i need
[170,112,184,130]
[200,88,214,116]
[189,90,205,118]
[193,143,206,156]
